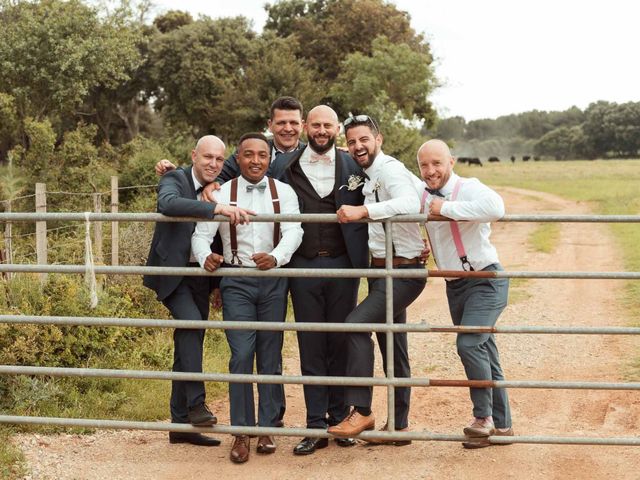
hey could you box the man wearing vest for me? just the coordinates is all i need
[191,132,303,464]
[143,135,251,447]
[269,105,369,455]
[417,139,513,448]
[330,115,426,442]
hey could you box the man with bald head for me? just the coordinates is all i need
[270,105,369,455]
[144,135,252,447]
[417,139,513,448]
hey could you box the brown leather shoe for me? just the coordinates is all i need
[463,417,495,437]
[366,422,412,446]
[230,435,250,463]
[462,427,514,449]
[256,435,276,454]
[327,410,375,437]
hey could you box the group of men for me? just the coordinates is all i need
[144,96,513,464]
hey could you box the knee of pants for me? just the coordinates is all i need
[456,333,486,360]
[229,350,254,373]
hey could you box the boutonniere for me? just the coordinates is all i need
[339,174,364,191]
[372,180,381,192]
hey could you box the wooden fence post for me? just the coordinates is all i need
[35,183,47,284]
[93,192,103,265]
[111,176,119,266]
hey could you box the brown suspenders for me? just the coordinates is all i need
[228,177,281,265]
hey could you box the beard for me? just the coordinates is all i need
[308,135,335,154]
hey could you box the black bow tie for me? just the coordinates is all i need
[426,187,444,197]
[246,183,267,192]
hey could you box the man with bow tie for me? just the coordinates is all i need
[191,132,303,464]
[143,135,252,447]
[269,105,369,455]
[417,139,513,449]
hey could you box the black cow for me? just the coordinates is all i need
[488,156,500,162]
[522,155,531,161]
[533,156,540,161]
[468,157,482,166]
[457,157,469,164]
[510,155,516,163]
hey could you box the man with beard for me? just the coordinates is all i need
[329,115,426,441]
[270,105,369,455]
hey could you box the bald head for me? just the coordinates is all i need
[417,138,455,190]
[305,105,340,154]
[191,135,226,185]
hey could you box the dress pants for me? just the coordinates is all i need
[446,263,511,428]
[288,253,358,429]
[344,264,426,429]
[162,275,210,424]
[222,275,288,427]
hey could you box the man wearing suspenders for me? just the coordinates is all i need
[417,139,513,448]
[191,133,303,463]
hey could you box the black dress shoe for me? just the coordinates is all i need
[335,437,356,447]
[293,437,329,455]
[169,432,221,447]
[188,403,217,426]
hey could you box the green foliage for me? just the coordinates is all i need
[534,125,589,160]
[0,0,143,127]
[153,9,193,33]
[117,136,171,205]
[0,92,19,160]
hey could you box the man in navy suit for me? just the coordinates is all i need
[270,105,369,455]
[143,135,251,447]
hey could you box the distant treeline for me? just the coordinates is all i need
[432,101,640,160]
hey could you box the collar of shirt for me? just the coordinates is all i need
[191,169,204,198]
[299,145,335,165]
[435,172,460,199]
[362,151,389,195]
[271,140,302,162]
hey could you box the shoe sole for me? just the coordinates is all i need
[190,418,218,427]
[256,446,276,454]
[328,424,375,438]
[293,441,329,455]
[462,427,495,438]
[367,440,413,447]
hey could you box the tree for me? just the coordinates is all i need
[265,0,431,81]
[153,9,193,33]
[329,36,436,122]
[432,116,466,141]
[149,16,257,140]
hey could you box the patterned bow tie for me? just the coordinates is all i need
[309,151,332,164]
[426,187,445,197]
[246,182,267,193]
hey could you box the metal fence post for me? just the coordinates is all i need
[111,177,119,266]
[93,193,103,265]
[384,219,396,432]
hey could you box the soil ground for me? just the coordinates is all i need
[13,187,640,479]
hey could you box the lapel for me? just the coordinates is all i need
[183,166,197,200]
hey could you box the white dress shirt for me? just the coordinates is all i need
[363,151,424,259]
[188,170,205,262]
[424,172,504,272]
[299,147,336,198]
[191,175,303,268]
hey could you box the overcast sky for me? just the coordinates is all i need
[152,0,640,120]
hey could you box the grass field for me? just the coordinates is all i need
[457,159,640,324]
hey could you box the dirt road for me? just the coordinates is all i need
[13,187,640,479]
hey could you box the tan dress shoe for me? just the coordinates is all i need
[256,435,276,454]
[366,423,412,446]
[462,427,514,449]
[327,410,375,437]
[463,417,496,437]
[230,435,250,463]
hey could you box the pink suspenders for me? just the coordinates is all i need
[421,179,474,271]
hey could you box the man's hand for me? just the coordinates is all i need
[419,238,431,264]
[203,253,224,272]
[336,205,368,223]
[214,204,255,225]
[202,182,221,202]
[252,252,276,270]
[210,288,222,310]
[155,159,177,176]
[429,198,444,216]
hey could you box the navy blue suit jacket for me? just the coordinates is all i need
[270,146,369,269]
[143,166,216,301]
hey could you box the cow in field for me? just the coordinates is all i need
[523,155,531,161]
[488,156,500,162]
[457,157,469,164]
[510,155,516,163]
[468,157,482,166]
[533,156,540,161]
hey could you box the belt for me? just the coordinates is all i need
[317,250,333,257]
[371,257,423,267]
